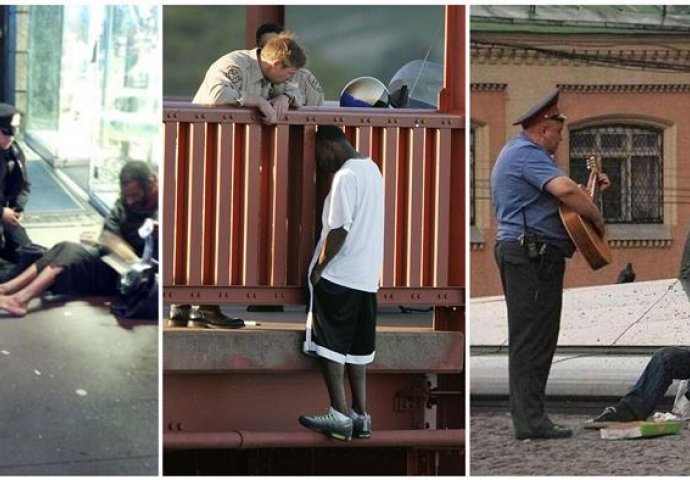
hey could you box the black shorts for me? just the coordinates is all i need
[308,278,377,365]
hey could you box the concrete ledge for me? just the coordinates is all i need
[164,325,463,374]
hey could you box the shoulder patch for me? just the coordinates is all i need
[307,73,324,93]
[224,66,243,86]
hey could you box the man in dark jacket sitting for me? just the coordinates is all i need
[0,103,33,264]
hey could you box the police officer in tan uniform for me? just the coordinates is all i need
[255,23,325,106]
[193,32,307,124]
[170,33,309,328]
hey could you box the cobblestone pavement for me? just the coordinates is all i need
[471,412,690,476]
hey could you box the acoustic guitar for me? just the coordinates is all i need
[558,156,612,270]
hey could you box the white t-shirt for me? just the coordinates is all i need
[310,157,384,293]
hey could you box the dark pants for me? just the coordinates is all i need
[0,222,31,263]
[620,346,690,418]
[495,240,566,437]
[35,241,119,296]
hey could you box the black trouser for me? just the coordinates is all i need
[495,240,566,437]
[0,222,31,263]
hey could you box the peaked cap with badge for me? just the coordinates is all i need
[513,89,566,129]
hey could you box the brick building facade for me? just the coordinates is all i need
[470,6,690,297]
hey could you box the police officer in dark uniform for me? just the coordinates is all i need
[0,103,32,264]
[491,90,610,440]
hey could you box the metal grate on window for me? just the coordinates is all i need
[569,124,663,224]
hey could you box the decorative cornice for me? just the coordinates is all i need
[471,83,508,92]
[559,83,690,93]
[471,44,690,70]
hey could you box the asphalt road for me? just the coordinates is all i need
[471,411,690,476]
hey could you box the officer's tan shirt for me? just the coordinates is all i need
[193,48,303,106]
[294,69,324,106]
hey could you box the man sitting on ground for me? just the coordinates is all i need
[0,161,157,317]
[590,347,690,423]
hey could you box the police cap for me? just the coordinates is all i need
[0,103,21,136]
[513,89,566,129]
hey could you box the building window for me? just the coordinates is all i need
[470,127,476,226]
[23,5,160,211]
[569,124,663,224]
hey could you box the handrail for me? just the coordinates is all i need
[164,428,465,450]
[163,103,465,307]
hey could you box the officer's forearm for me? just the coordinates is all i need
[546,176,604,230]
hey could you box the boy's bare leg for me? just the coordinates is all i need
[321,358,348,414]
[0,265,64,316]
[0,264,39,295]
[347,363,367,415]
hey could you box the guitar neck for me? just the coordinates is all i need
[587,171,598,200]
[586,155,601,201]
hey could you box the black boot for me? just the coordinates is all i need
[190,305,248,329]
[167,304,191,327]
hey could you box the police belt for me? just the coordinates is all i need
[499,239,570,261]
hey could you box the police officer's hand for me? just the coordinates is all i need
[597,173,611,192]
[269,95,290,122]
[244,96,277,125]
[2,207,20,226]
[256,97,277,125]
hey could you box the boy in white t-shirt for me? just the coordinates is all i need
[300,125,384,441]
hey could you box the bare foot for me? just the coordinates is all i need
[0,295,27,317]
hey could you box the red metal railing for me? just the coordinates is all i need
[163,103,465,308]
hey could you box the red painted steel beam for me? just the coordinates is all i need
[439,5,465,114]
[162,122,178,286]
[164,429,465,450]
[245,6,284,49]
[381,127,399,286]
[163,286,464,307]
[163,103,465,305]
[164,104,463,129]
[215,123,235,285]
